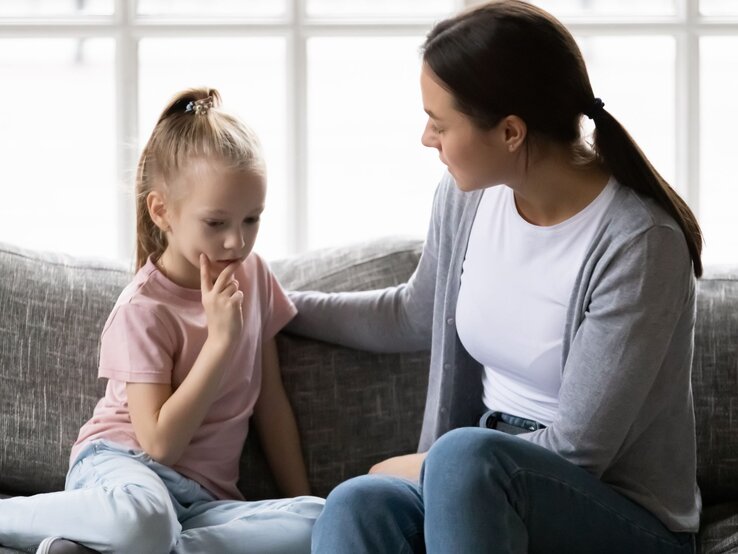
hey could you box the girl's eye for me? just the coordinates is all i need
[204,220,224,228]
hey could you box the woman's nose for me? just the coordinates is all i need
[421,121,438,149]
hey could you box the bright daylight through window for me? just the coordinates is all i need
[0,0,736,265]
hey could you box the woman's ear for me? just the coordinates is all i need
[501,115,527,153]
[146,191,170,232]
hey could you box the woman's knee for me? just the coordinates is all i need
[323,474,411,515]
[423,427,518,493]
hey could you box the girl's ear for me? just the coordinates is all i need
[146,191,170,232]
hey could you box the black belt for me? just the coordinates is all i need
[479,410,547,435]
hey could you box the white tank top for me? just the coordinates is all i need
[456,179,618,426]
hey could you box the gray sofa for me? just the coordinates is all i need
[0,238,736,553]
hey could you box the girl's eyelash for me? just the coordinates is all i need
[205,220,224,228]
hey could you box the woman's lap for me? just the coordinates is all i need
[312,428,695,554]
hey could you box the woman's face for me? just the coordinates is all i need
[420,63,514,192]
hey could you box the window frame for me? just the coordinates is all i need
[1,0,736,261]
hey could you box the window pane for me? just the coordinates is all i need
[139,38,288,259]
[578,36,677,190]
[0,39,116,258]
[306,0,457,19]
[531,0,675,17]
[0,0,112,16]
[700,0,738,16]
[700,37,738,266]
[307,37,444,250]
[137,0,285,18]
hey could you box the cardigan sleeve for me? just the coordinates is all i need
[517,223,694,477]
[283,178,450,353]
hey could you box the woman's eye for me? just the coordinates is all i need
[244,217,261,225]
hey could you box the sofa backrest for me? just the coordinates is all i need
[0,238,428,499]
[693,267,738,504]
[1,239,737,504]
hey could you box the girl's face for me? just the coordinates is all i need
[419,63,515,192]
[155,160,266,289]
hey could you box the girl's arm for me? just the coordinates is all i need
[253,337,311,497]
[127,256,243,466]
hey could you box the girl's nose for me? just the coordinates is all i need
[224,230,246,250]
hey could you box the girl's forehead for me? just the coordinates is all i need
[174,163,265,208]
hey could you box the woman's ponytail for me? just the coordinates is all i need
[591,108,703,277]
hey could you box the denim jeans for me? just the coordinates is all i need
[0,440,324,554]
[311,427,696,554]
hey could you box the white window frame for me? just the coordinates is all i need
[2,0,736,260]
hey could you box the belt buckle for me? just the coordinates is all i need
[481,411,501,430]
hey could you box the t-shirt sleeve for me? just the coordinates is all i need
[98,303,175,384]
[258,259,298,341]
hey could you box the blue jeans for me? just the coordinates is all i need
[311,427,696,554]
[0,440,324,553]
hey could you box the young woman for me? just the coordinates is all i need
[0,88,323,554]
[287,1,702,552]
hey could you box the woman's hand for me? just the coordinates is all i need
[200,254,243,345]
[369,452,428,482]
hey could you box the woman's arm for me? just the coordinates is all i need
[286,176,454,353]
[127,256,244,466]
[253,337,311,497]
[519,224,694,476]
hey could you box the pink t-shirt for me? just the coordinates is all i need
[70,253,296,501]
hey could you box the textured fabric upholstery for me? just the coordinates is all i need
[694,267,738,506]
[0,239,737,552]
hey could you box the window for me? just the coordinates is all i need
[1,0,736,265]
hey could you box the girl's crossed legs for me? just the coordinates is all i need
[312,427,696,554]
[0,441,323,554]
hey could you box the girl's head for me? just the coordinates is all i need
[135,88,266,285]
[421,0,703,277]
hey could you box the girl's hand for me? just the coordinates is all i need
[200,253,244,346]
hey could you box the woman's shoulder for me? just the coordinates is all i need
[598,182,692,274]
[605,183,687,245]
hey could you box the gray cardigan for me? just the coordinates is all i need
[288,172,701,533]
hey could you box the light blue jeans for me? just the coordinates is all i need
[0,440,324,553]
[311,427,697,554]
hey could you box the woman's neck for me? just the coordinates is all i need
[509,143,610,227]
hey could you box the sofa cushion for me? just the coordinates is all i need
[693,267,738,505]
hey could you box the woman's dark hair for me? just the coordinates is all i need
[422,0,703,277]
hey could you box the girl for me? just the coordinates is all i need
[288,1,701,553]
[0,88,323,554]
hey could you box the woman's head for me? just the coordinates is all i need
[421,0,703,276]
[422,0,592,148]
[135,88,266,281]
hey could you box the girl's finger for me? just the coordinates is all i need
[200,254,213,294]
[212,261,240,292]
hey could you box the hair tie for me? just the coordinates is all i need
[584,97,605,121]
[185,97,214,116]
